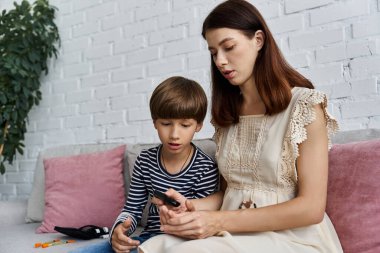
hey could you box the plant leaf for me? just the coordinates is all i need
[0,0,60,174]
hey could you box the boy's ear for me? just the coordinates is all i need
[195,122,203,132]
[153,120,157,129]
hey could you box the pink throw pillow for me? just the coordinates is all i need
[327,139,380,253]
[37,145,126,233]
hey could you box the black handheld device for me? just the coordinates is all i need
[153,190,180,207]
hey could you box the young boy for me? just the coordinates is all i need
[70,76,219,253]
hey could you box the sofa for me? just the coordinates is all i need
[0,129,379,253]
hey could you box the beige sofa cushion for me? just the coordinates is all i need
[332,128,380,144]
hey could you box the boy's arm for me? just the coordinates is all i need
[109,154,149,240]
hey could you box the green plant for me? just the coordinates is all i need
[0,0,60,174]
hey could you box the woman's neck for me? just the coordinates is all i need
[239,81,266,115]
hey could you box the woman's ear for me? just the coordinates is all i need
[254,30,265,51]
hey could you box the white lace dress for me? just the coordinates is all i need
[139,87,343,253]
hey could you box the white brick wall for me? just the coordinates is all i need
[1,0,380,199]
[310,0,369,26]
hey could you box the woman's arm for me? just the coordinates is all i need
[159,179,225,213]
[161,104,329,238]
[190,176,226,211]
[152,173,225,213]
[156,177,225,226]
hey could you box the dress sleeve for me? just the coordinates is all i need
[288,89,339,160]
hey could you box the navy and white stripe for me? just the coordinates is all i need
[112,143,219,238]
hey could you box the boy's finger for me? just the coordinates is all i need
[166,188,179,198]
[127,238,141,246]
[121,218,132,230]
[151,196,164,206]
[113,242,138,253]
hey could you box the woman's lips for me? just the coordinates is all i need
[223,70,235,79]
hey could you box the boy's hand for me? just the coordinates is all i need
[111,218,140,253]
[151,188,196,226]
[159,198,196,226]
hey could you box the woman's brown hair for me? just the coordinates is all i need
[202,0,314,127]
[150,76,207,123]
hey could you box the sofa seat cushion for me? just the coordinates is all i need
[0,222,144,253]
[0,223,104,253]
[327,138,380,253]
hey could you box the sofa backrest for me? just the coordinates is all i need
[25,139,216,224]
[326,129,380,253]
[332,128,380,144]
[25,128,380,249]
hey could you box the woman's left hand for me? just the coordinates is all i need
[160,208,221,239]
[152,188,194,225]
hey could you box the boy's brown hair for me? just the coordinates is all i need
[150,76,207,123]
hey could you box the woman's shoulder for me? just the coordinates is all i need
[287,87,339,158]
[291,86,327,105]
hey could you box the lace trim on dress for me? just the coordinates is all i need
[224,116,267,189]
[278,89,339,191]
[279,136,297,192]
[288,89,339,160]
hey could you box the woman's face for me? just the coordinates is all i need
[205,28,263,87]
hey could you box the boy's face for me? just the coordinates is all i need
[154,118,203,155]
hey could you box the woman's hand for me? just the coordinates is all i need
[160,209,221,239]
[159,198,196,225]
[152,188,191,214]
[152,188,195,225]
[111,218,140,253]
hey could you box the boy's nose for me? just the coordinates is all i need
[169,126,179,139]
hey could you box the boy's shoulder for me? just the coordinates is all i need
[193,144,216,163]
[137,144,160,158]
[135,143,216,164]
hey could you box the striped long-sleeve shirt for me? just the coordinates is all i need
[111,143,219,238]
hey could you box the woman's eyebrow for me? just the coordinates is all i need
[208,37,234,50]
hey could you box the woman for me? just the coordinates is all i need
[139,0,342,252]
